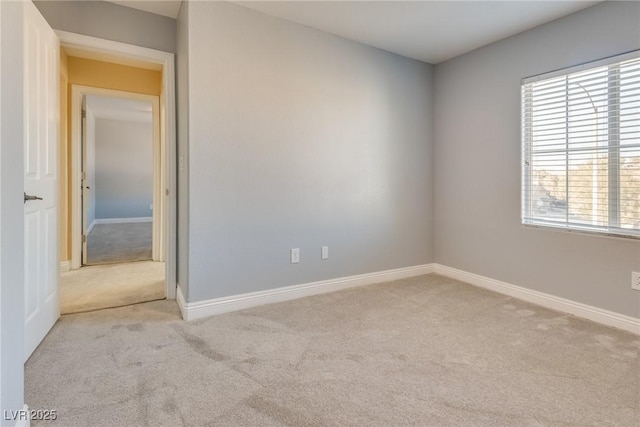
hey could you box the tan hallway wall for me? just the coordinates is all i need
[59,54,162,262]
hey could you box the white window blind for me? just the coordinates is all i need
[521,51,640,239]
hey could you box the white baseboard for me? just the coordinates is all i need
[176,261,639,335]
[178,264,436,321]
[434,264,640,335]
[176,285,187,319]
[60,261,71,272]
[88,217,149,234]
[93,217,152,225]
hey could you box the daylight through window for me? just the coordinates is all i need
[521,51,640,238]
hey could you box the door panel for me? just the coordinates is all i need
[23,0,59,361]
[24,211,40,321]
[81,109,88,265]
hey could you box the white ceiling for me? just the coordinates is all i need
[86,95,153,123]
[235,1,601,64]
[106,0,183,19]
[106,0,601,64]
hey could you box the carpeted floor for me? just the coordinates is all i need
[60,261,165,314]
[87,222,152,265]
[26,274,639,426]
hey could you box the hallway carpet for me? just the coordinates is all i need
[60,261,165,314]
[87,222,152,265]
[26,274,639,426]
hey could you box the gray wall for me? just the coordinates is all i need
[94,118,153,219]
[0,0,25,422]
[433,1,640,318]
[181,1,434,302]
[34,0,176,53]
[176,0,190,299]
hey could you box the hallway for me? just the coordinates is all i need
[86,222,152,265]
[60,261,164,314]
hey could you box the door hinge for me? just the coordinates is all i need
[165,189,169,196]
[81,110,86,119]
[82,234,87,243]
[81,171,86,180]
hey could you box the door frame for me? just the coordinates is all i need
[71,86,162,262]
[59,31,177,300]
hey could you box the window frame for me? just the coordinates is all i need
[520,50,640,240]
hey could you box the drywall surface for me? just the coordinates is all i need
[176,0,190,299]
[85,107,96,226]
[185,1,434,302]
[34,0,176,53]
[94,118,153,219]
[434,1,640,318]
[68,57,162,97]
[0,0,24,421]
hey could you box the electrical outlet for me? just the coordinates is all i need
[632,271,640,291]
[321,246,329,260]
[291,248,300,264]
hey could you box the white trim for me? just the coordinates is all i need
[178,264,436,321]
[176,285,187,320]
[86,219,95,235]
[86,217,152,234]
[70,87,161,265]
[522,223,640,243]
[151,92,162,262]
[177,261,639,333]
[92,217,152,225]
[434,264,640,335]
[0,1,3,411]
[56,31,171,69]
[56,31,177,300]
[59,261,70,273]
[522,49,639,84]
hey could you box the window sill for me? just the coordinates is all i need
[522,222,640,242]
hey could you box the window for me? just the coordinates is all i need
[521,51,640,239]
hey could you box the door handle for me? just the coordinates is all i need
[24,193,43,203]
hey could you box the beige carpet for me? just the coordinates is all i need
[28,274,639,426]
[87,222,152,265]
[60,261,165,314]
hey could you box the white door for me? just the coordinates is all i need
[23,1,59,361]
[81,102,88,265]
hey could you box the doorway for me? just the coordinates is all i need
[62,86,166,314]
[80,92,160,266]
[56,32,177,314]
